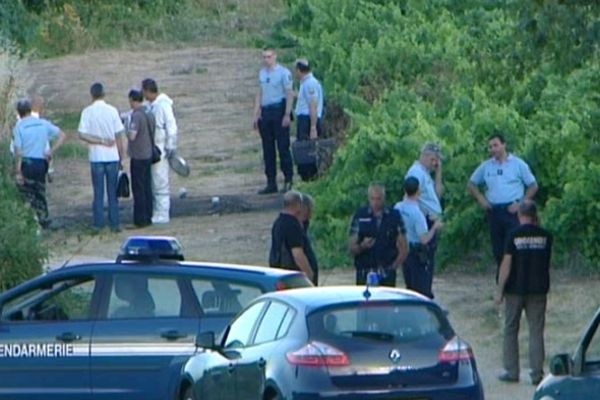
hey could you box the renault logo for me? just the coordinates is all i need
[389,349,402,363]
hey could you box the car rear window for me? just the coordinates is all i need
[308,302,453,343]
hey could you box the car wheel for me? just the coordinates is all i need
[182,387,195,400]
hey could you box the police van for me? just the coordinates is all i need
[0,236,311,400]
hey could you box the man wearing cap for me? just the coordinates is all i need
[78,82,126,232]
[395,177,443,298]
[13,99,66,228]
[468,132,538,278]
[495,200,552,385]
[294,58,324,181]
[253,49,294,194]
[349,183,408,287]
[142,78,178,224]
[125,89,153,228]
[405,142,444,271]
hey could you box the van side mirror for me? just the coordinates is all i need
[549,353,571,376]
[195,331,216,349]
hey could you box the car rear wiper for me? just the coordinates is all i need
[339,330,394,341]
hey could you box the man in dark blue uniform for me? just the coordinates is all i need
[348,183,408,287]
[495,200,552,386]
[253,49,294,194]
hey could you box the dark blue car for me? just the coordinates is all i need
[0,236,311,400]
[179,286,485,400]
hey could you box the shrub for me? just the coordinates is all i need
[283,0,600,269]
[0,41,46,291]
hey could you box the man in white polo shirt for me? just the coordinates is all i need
[78,82,126,232]
[468,132,538,279]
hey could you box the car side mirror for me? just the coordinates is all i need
[195,331,216,349]
[549,353,571,376]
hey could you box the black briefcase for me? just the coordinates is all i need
[291,138,336,166]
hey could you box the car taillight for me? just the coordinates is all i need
[438,337,474,362]
[286,341,350,367]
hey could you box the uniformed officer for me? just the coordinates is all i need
[13,99,66,228]
[468,132,538,278]
[394,177,443,298]
[253,48,294,194]
[495,200,552,385]
[349,183,408,287]
[405,142,443,271]
[294,58,324,181]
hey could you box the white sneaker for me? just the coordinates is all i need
[151,216,170,224]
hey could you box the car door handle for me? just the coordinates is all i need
[56,332,82,342]
[161,330,188,341]
[258,358,266,368]
[228,363,235,374]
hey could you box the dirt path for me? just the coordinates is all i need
[29,46,598,400]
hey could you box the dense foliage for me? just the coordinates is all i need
[0,0,282,57]
[281,0,600,268]
[0,147,46,291]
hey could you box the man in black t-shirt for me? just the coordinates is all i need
[495,200,552,386]
[269,190,314,282]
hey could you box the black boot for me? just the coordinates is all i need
[258,184,278,195]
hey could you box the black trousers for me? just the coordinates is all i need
[20,158,49,226]
[402,250,434,298]
[130,158,153,226]
[487,205,519,277]
[296,115,323,181]
[258,105,293,186]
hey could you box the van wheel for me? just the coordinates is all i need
[182,387,195,400]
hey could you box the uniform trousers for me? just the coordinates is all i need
[487,204,519,277]
[259,104,293,186]
[503,293,547,381]
[402,250,434,298]
[20,158,49,226]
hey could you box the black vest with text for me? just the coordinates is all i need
[353,206,400,271]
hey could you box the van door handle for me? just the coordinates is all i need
[228,363,235,374]
[56,332,82,342]
[258,358,266,368]
[161,330,188,340]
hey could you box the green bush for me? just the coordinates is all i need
[0,146,46,292]
[282,0,600,269]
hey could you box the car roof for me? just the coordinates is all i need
[0,261,303,299]
[258,285,435,313]
[60,260,298,277]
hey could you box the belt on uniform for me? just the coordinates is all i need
[261,102,285,111]
[491,201,517,210]
[22,157,47,163]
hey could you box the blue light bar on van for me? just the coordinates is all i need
[118,236,184,262]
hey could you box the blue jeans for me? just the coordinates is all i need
[90,161,120,229]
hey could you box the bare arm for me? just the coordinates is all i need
[419,220,442,245]
[524,183,538,200]
[495,254,513,305]
[14,150,23,182]
[115,131,126,165]
[291,247,314,281]
[394,234,408,268]
[309,100,318,139]
[253,89,262,129]
[79,132,113,146]
[50,130,66,154]
[468,181,491,210]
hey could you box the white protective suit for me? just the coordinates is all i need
[149,93,178,223]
